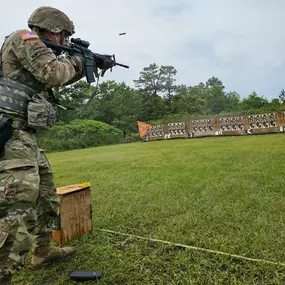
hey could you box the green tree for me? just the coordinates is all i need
[160,65,177,104]
[225,91,241,111]
[111,82,143,136]
[241,91,269,110]
[56,80,95,123]
[205,84,227,114]
[278,89,285,103]
[133,63,164,96]
[271,98,281,106]
[133,63,178,119]
[206,76,225,89]
[203,77,227,114]
[82,81,117,124]
[80,81,144,136]
[180,85,206,115]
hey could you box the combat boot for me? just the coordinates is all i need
[30,246,76,269]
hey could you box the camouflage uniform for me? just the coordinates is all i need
[0,7,85,284]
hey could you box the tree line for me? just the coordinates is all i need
[38,63,285,151]
[56,63,285,133]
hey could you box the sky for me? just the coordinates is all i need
[1,0,284,100]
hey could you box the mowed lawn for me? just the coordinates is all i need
[15,134,285,284]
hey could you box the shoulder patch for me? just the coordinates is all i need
[19,31,39,41]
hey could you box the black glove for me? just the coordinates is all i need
[96,56,115,76]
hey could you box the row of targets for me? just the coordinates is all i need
[191,119,214,132]
[167,122,186,136]
[248,113,276,129]
[219,117,244,131]
[141,111,284,141]
[146,125,164,138]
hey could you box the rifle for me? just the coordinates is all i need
[41,38,129,83]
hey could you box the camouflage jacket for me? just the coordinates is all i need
[0,29,85,115]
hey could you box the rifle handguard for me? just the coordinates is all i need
[41,38,129,83]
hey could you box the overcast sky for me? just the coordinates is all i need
[1,0,284,99]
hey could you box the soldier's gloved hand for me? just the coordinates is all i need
[101,57,115,69]
[97,57,115,77]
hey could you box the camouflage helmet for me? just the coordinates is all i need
[28,6,75,35]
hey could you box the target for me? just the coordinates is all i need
[219,117,244,131]
[248,113,276,129]
[191,119,214,132]
[167,122,186,137]
[146,125,164,138]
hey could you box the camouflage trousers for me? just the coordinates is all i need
[0,129,59,282]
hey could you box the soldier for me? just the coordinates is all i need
[0,6,112,285]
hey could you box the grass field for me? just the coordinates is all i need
[14,134,285,284]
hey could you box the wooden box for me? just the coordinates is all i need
[53,182,93,244]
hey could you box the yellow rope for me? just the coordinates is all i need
[97,228,285,267]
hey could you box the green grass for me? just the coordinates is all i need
[14,134,285,284]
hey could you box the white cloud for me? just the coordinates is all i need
[1,0,285,99]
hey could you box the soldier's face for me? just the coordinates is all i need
[44,32,69,46]
[44,32,61,44]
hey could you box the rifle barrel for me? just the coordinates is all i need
[116,63,129,69]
